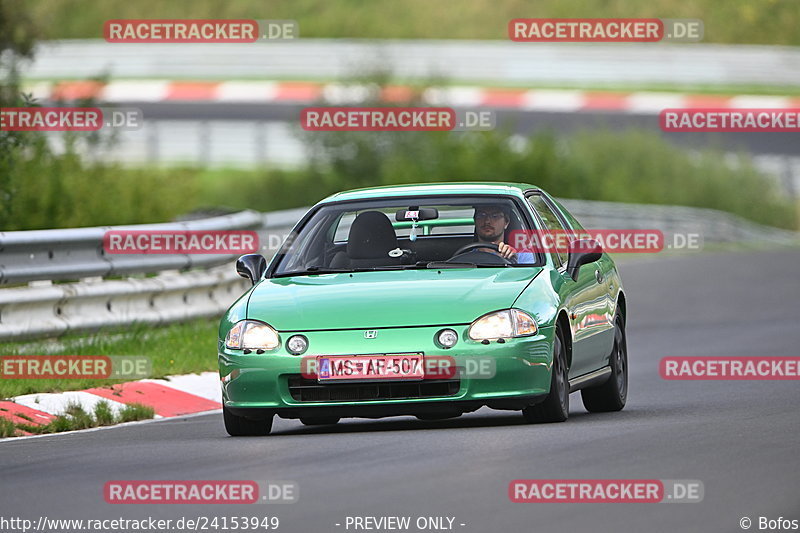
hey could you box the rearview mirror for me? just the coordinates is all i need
[236,254,267,285]
[566,239,603,281]
[395,207,439,221]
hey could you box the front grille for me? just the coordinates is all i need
[287,376,460,402]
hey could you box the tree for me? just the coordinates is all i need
[0,0,43,228]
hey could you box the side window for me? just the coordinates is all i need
[333,212,357,241]
[527,195,569,267]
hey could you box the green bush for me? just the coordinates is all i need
[1,154,200,230]
[285,127,797,229]
[2,128,795,231]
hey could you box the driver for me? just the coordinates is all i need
[473,205,518,261]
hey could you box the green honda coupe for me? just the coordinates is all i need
[218,183,628,436]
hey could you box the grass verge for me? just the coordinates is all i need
[0,319,219,398]
[24,0,800,46]
[6,400,155,438]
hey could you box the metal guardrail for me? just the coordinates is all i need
[0,210,264,285]
[559,199,800,245]
[0,208,302,341]
[0,202,797,341]
[0,268,246,340]
[16,40,800,87]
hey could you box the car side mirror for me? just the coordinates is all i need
[566,239,603,281]
[236,254,267,285]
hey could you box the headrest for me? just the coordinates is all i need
[346,211,398,259]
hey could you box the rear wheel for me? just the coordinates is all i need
[300,417,340,426]
[522,326,569,423]
[223,406,273,436]
[581,313,628,412]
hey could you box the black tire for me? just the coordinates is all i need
[300,416,340,426]
[581,313,628,412]
[522,326,569,423]
[223,405,273,436]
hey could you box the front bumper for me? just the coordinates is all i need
[218,325,554,419]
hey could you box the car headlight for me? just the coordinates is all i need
[436,329,459,349]
[225,320,280,351]
[468,309,538,341]
[286,334,309,355]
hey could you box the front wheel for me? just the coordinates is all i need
[581,313,628,412]
[223,406,273,436]
[522,326,569,423]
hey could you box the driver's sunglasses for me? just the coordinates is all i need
[474,212,505,221]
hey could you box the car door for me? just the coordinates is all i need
[555,202,618,372]
[525,192,614,378]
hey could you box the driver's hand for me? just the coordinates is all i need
[497,242,518,260]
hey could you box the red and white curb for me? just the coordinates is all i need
[0,371,221,437]
[23,80,800,114]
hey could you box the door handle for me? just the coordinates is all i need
[595,269,604,284]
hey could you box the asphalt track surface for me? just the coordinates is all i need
[131,102,800,157]
[2,249,799,533]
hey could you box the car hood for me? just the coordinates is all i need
[248,268,542,330]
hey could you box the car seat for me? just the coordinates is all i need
[329,211,404,269]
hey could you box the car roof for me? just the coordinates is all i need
[320,182,541,203]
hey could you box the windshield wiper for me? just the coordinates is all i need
[307,266,354,272]
[424,261,478,269]
[280,266,402,276]
[411,260,515,269]
[393,261,438,269]
[276,266,354,276]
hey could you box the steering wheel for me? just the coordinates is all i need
[449,242,513,264]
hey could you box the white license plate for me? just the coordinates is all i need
[316,354,424,382]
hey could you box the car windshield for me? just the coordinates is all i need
[272,195,543,276]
